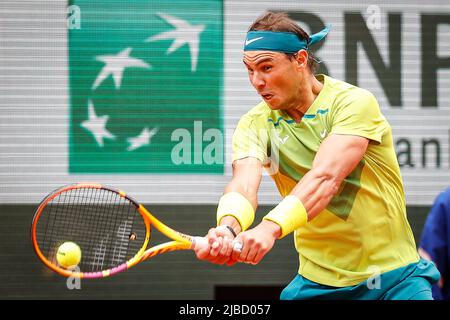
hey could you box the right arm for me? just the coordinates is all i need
[221,157,263,231]
[194,157,263,265]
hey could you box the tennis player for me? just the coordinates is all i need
[194,11,440,299]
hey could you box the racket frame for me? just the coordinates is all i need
[31,183,198,279]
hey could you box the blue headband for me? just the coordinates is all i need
[244,25,331,53]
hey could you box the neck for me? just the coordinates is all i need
[287,73,323,123]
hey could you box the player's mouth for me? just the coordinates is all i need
[261,93,273,101]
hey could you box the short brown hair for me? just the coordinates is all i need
[248,12,318,73]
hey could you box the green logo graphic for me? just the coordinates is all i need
[68,0,224,173]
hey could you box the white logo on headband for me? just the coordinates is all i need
[245,36,263,46]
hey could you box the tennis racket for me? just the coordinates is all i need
[31,183,237,279]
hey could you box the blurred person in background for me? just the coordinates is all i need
[419,187,450,300]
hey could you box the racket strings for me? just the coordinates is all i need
[110,194,132,266]
[35,187,147,272]
[89,188,113,270]
[116,193,137,265]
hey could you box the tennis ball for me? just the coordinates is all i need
[56,242,82,268]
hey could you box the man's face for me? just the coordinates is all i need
[243,50,303,110]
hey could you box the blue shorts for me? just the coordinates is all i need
[280,258,440,300]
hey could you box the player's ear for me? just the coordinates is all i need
[295,49,308,70]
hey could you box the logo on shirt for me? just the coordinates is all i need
[320,129,327,139]
[276,134,290,144]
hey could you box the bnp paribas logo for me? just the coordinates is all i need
[68,0,224,174]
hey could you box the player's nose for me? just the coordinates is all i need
[250,73,266,90]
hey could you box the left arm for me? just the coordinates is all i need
[291,133,369,220]
[232,134,369,264]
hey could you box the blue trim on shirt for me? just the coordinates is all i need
[268,117,295,127]
[268,109,329,125]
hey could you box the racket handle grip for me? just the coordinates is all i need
[192,236,208,250]
[191,236,243,252]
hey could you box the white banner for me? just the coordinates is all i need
[0,0,449,205]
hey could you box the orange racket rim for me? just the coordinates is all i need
[31,183,151,279]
